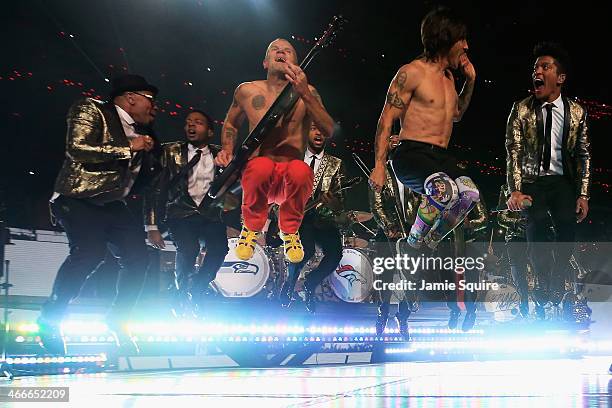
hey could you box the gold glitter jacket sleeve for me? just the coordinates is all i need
[575,107,591,197]
[505,101,523,193]
[314,155,346,220]
[369,167,397,237]
[65,99,131,163]
[505,96,592,198]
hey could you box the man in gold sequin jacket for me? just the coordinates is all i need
[505,43,591,311]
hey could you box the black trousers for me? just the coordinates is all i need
[439,230,478,314]
[391,140,468,194]
[168,215,228,295]
[375,231,415,318]
[41,196,148,323]
[81,246,161,299]
[505,238,530,310]
[287,215,343,292]
[522,176,576,304]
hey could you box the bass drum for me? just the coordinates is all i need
[482,283,521,322]
[325,248,374,303]
[211,238,271,297]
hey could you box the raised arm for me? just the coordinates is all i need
[454,55,476,122]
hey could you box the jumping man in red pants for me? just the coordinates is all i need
[216,38,334,263]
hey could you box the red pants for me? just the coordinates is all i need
[241,157,314,234]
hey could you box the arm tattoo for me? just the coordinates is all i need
[457,80,475,117]
[396,71,407,91]
[386,92,406,110]
[252,95,266,110]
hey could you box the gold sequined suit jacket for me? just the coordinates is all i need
[505,95,591,197]
[53,98,156,202]
[368,162,419,238]
[144,142,222,226]
[307,153,347,222]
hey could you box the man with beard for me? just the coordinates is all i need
[278,123,346,313]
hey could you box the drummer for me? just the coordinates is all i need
[369,134,420,339]
[279,123,347,312]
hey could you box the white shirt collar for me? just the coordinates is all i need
[188,143,210,154]
[543,94,563,110]
[115,105,135,126]
[306,148,324,160]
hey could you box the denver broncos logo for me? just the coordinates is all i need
[220,261,259,275]
[336,264,366,287]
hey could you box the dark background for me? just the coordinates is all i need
[1,0,610,239]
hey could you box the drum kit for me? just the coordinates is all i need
[187,210,379,304]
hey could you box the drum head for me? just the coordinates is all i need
[482,283,520,322]
[213,238,270,297]
[327,248,373,303]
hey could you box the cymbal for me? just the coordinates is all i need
[349,211,374,223]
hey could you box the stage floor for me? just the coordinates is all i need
[2,356,611,407]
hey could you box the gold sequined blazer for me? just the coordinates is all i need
[505,95,591,197]
[53,98,143,200]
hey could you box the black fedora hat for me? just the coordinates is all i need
[109,74,158,100]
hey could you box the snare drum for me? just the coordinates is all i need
[326,248,374,303]
[212,238,271,297]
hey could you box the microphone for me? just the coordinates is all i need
[490,199,532,213]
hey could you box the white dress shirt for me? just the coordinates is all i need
[304,149,324,174]
[539,94,565,176]
[187,144,215,206]
[115,105,143,197]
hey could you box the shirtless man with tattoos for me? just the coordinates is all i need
[369,7,479,253]
[215,38,334,263]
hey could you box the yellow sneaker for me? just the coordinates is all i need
[235,226,259,260]
[280,231,304,263]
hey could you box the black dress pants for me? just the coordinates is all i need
[168,215,229,295]
[41,196,148,323]
[522,176,576,305]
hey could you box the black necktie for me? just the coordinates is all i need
[188,149,203,172]
[309,155,316,170]
[166,149,203,193]
[542,103,553,172]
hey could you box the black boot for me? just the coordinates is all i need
[279,282,293,308]
[462,311,476,332]
[375,304,390,336]
[394,311,411,341]
[169,287,192,318]
[37,319,66,355]
[106,319,140,355]
[304,286,316,314]
[448,309,461,330]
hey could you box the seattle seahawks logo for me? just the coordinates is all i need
[335,264,366,287]
[220,261,259,275]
